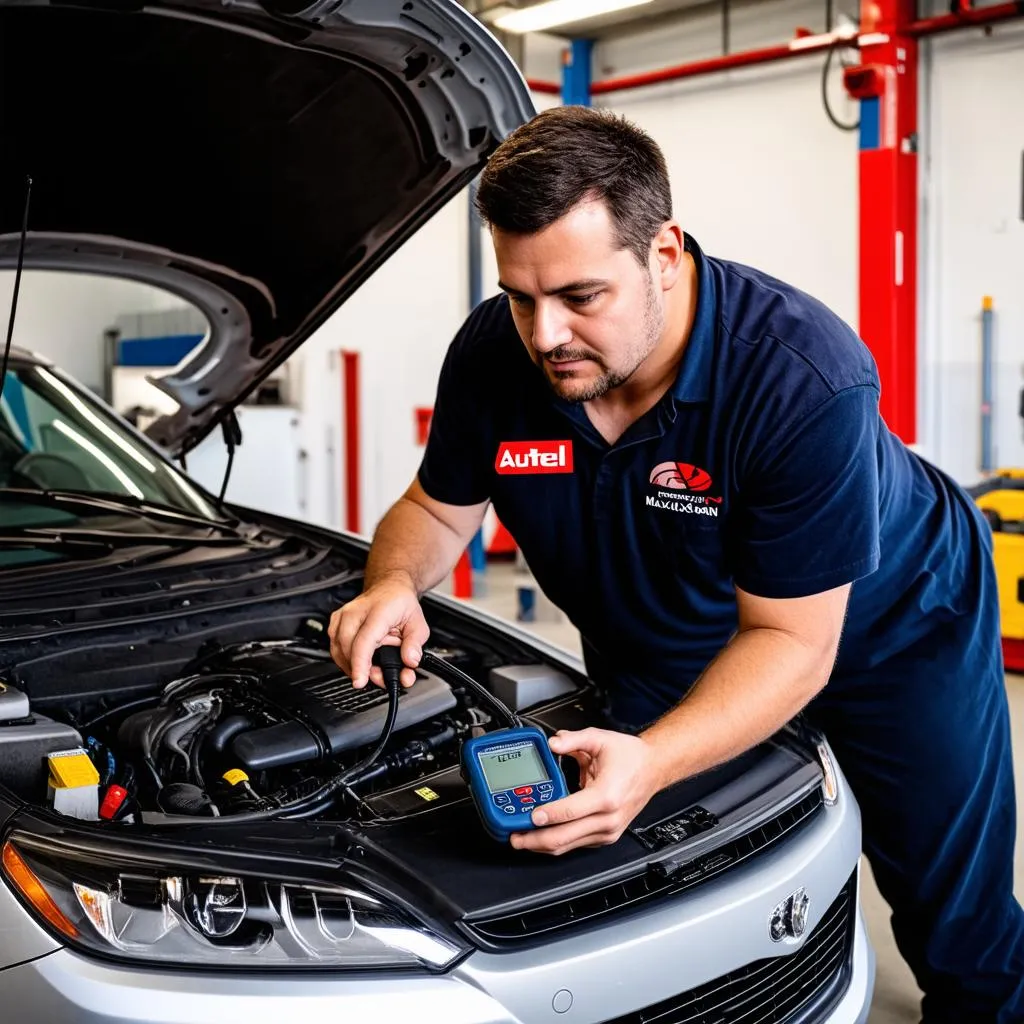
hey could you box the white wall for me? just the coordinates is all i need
[593,0,859,328]
[0,271,187,393]
[920,19,1024,483]
[524,29,568,83]
[292,190,471,536]
[295,73,565,539]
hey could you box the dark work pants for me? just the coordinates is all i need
[585,551,1024,1021]
[805,559,1024,1023]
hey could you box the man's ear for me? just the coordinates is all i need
[652,220,685,291]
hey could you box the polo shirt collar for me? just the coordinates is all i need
[670,234,717,405]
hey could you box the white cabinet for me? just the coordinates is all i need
[185,406,309,521]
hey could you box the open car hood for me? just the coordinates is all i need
[0,0,533,456]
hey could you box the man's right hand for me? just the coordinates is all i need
[328,574,430,690]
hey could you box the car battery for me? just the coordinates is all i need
[0,684,84,799]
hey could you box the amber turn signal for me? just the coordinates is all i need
[1,840,78,939]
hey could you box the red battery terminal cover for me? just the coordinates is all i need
[99,784,129,820]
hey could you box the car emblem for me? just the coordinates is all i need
[769,887,811,942]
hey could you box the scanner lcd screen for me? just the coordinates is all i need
[478,743,548,793]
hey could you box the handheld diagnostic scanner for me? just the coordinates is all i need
[461,724,569,841]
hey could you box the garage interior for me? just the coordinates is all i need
[0,0,1022,1020]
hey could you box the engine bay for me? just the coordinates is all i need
[0,624,584,828]
[0,526,830,949]
[0,550,830,943]
[0,520,833,957]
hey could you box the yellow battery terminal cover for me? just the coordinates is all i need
[47,749,100,789]
[222,769,250,787]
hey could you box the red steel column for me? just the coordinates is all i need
[341,350,361,534]
[852,0,918,443]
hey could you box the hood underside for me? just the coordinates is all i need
[0,0,533,455]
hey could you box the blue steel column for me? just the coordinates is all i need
[467,179,487,574]
[561,39,593,106]
[981,296,994,473]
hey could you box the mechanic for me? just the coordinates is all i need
[328,106,1024,1022]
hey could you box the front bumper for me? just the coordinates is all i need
[0,764,875,1024]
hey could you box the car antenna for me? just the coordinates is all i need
[0,175,33,405]
[217,410,242,509]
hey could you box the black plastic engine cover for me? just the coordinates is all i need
[194,643,456,771]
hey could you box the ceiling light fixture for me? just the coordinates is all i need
[491,0,655,35]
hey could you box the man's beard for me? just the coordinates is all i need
[543,278,664,404]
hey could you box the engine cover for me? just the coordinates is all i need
[196,643,456,771]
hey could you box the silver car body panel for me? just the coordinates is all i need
[0,877,61,970]
[0,757,873,1024]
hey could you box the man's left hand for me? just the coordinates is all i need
[510,728,664,856]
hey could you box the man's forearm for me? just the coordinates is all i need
[639,627,836,791]
[363,496,470,595]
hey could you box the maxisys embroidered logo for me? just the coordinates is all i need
[649,461,713,491]
[495,440,574,475]
[646,461,722,517]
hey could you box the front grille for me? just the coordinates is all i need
[465,788,824,944]
[602,872,857,1024]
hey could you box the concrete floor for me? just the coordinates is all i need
[450,563,1024,1024]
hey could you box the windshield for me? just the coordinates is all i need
[0,362,217,520]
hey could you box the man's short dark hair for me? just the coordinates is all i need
[474,106,673,267]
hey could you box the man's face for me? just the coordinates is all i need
[493,200,665,403]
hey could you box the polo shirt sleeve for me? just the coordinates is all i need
[416,316,495,507]
[730,384,881,599]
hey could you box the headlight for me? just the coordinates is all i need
[1,837,464,971]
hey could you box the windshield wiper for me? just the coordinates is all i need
[0,526,255,550]
[0,532,115,556]
[0,489,242,535]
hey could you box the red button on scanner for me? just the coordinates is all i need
[514,786,533,795]
[521,796,536,804]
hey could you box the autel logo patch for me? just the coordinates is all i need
[495,440,574,475]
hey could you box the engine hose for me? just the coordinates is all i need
[149,648,404,825]
[419,651,521,728]
[141,706,183,763]
[188,715,226,790]
[146,647,519,826]
[269,648,404,817]
[206,714,254,756]
[77,695,160,733]
[163,710,209,768]
[278,793,340,820]
[342,724,459,788]
[244,653,501,820]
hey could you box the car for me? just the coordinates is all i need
[0,1,875,1021]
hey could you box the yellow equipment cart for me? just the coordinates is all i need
[970,470,1024,672]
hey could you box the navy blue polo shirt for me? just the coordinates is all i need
[418,235,985,726]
